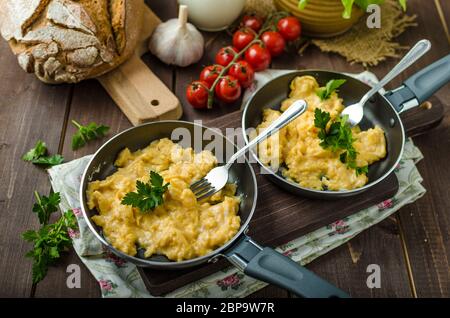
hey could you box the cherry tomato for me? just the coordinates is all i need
[261,31,286,57]
[186,81,210,109]
[277,16,301,41]
[215,75,242,103]
[241,15,263,33]
[228,61,255,88]
[232,28,256,51]
[215,46,240,67]
[244,44,271,72]
[199,65,224,86]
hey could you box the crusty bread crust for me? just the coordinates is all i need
[0,0,143,83]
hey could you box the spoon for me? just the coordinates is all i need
[341,39,431,126]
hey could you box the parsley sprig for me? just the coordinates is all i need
[314,108,368,176]
[121,171,170,213]
[71,120,110,150]
[22,140,64,167]
[32,191,61,225]
[23,210,77,284]
[316,79,346,101]
[23,191,78,284]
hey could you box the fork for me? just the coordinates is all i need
[190,99,308,200]
[341,39,431,127]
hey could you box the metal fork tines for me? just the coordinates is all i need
[189,99,308,200]
[190,178,215,200]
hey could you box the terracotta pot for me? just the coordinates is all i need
[274,0,364,38]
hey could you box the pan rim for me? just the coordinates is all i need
[241,69,406,196]
[79,120,258,268]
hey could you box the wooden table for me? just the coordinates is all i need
[0,0,448,298]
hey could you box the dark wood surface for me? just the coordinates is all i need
[0,0,448,298]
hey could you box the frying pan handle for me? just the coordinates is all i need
[225,236,349,298]
[385,54,450,113]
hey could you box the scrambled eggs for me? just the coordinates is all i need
[87,138,241,261]
[256,76,387,191]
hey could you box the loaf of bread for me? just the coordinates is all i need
[0,0,143,83]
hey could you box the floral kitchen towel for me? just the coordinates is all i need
[48,71,426,298]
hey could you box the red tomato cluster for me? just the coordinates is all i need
[187,14,302,109]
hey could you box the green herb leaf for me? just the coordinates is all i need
[22,140,64,167]
[22,230,39,242]
[121,171,170,213]
[22,140,47,161]
[316,79,347,101]
[32,154,64,167]
[341,0,355,19]
[71,120,110,150]
[397,0,407,10]
[314,108,331,131]
[298,0,308,9]
[32,191,61,225]
[339,152,347,163]
[22,209,77,284]
[355,165,369,175]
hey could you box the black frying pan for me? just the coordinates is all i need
[242,54,450,198]
[80,121,349,298]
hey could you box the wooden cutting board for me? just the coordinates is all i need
[138,97,444,296]
[98,5,182,126]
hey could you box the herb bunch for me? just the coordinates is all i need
[22,191,78,284]
[314,108,368,175]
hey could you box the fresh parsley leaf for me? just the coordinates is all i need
[22,140,47,161]
[22,140,64,167]
[355,165,369,176]
[22,230,39,242]
[71,120,110,150]
[150,170,165,187]
[314,108,331,131]
[32,154,64,167]
[32,191,61,225]
[339,151,347,163]
[23,209,77,284]
[121,171,170,213]
[314,109,368,176]
[316,79,346,101]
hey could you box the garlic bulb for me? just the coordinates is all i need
[149,5,204,67]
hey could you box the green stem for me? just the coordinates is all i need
[71,120,89,145]
[34,191,41,206]
[207,39,263,109]
[261,11,288,31]
[71,120,82,129]
[206,12,287,108]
